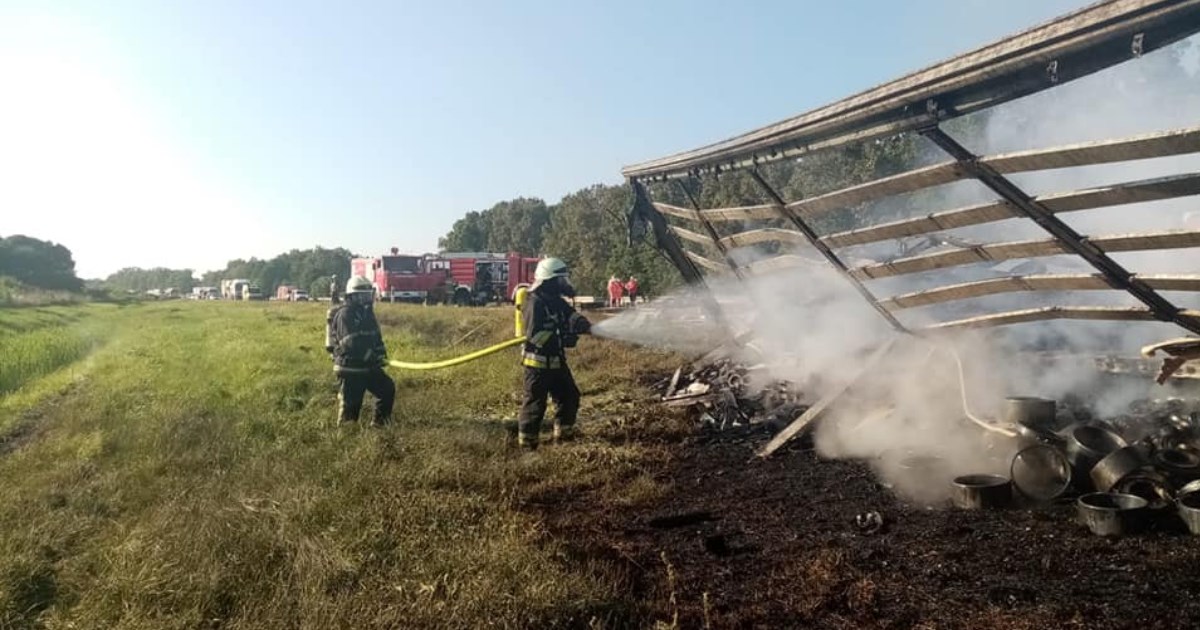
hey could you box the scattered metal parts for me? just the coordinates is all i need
[660,358,807,433]
[1076,492,1149,537]
[1065,425,1128,474]
[1005,397,1056,430]
[854,511,885,535]
[1011,444,1072,502]
[952,474,1012,510]
[1090,446,1149,493]
[1113,470,1173,510]
[1178,478,1200,498]
[1015,421,1063,450]
[1152,448,1200,481]
[1177,493,1200,535]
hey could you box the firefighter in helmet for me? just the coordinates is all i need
[328,276,395,426]
[516,257,591,449]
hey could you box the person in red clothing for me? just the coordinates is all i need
[607,275,624,308]
[624,276,639,306]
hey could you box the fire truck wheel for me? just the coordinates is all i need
[453,286,471,306]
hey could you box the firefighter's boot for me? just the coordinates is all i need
[553,424,577,443]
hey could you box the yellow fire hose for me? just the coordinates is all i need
[387,336,525,371]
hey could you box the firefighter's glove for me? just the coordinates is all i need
[568,313,592,335]
[562,334,579,349]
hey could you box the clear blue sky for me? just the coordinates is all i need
[1,0,1084,278]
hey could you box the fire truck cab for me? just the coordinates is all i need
[352,248,447,303]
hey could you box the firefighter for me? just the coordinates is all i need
[516,257,591,449]
[329,274,341,304]
[328,276,395,426]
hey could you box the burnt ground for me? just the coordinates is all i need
[536,424,1200,630]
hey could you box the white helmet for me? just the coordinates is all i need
[532,257,574,295]
[345,276,373,294]
[534,257,569,281]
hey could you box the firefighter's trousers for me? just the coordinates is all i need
[338,369,395,425]
[517,366,580,446]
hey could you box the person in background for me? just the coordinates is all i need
[607,275,624,308]
[624,275,640,306]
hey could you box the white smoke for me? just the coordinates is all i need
[599,34,1200,503]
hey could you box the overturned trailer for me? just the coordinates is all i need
[622,0,1200,459]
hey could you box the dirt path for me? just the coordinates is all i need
[539,426,1200,629]
[0,381,81,457]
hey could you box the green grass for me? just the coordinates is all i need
[0,301,686,629]
[0,305,118,397]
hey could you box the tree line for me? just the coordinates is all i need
[0,235,84,292]
[439,186,681,298]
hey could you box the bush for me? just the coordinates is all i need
[0,277,81,307]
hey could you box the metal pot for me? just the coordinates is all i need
[1010,444,1072,502]
[1178,478,1200,498]
[1113,470,1173,510]
[1076,492,1149,536]
[1065,425,1128,474]
[1152,448,1200,482]
[1089,446,1148,492]
[952,474,1012,509]
[1177,492,1200,535]
[1004,397,1057,429]
[1014,421,1064,449]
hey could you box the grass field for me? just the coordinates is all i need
[0,301,685,629]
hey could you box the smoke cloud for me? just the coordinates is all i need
[598,35,1200,503]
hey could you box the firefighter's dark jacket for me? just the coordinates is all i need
[521,288,590,369]
[329,303,388,374]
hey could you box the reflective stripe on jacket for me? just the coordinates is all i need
[520,288,588,370]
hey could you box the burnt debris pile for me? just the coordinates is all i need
[657,359,807,434]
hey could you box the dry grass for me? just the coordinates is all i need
[0,301,684,629]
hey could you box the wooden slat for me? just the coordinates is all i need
[670,225,715,247]
[924,306,1200,331]
[823,172,1200,248]
[699,203,782,222]
[884,273,1200,310]
[783,162,966,219]
[656,127,1200,227]
[685,251,725,273]
[984,126,1200,173]
[1098,230,1200,252]
[852,230,1200,280]
[884,275,1109,310]
[654,202,699,221]
[720,228,808,249]
[1143,274,1200,291]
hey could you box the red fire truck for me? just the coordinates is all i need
[434,252,541,305]
[351,249,447,303]
[351,249,541,304]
